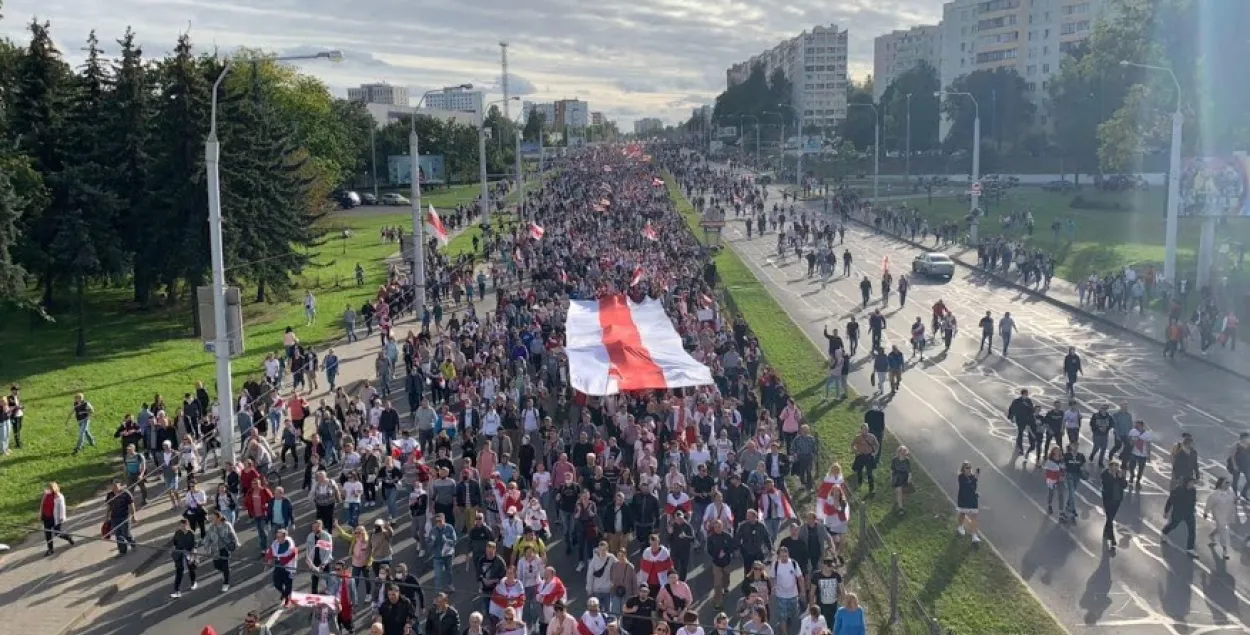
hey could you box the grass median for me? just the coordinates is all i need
[663,173,1064,635]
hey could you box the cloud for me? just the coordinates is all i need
[495,73,537,96]
[0,0,942,127]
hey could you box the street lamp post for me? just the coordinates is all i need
[776,104,803,190]
[739,114,760,166]
[481,97,520,223]
[936,90,980,238]
[515,130,525,220]
[1121,60,1184,286]
[206,49,341,465]
[847,102,879,205]
[410,85,473,322]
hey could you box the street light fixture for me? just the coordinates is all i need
[847,102,880,205]
[481,97,521,223]
[905,93,913,182]
[936,90,981,235]
[205,49,341,464]
[1121,59,1184,286]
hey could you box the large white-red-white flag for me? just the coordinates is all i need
[530,223,545,240]
[652,177,665,187]
[642,223,658,242]
[287,592,339,611]
[427,204,449,246]
[565,295,714,395]
[758,487,797,519]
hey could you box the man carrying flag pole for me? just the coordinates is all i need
[427,204,450,246]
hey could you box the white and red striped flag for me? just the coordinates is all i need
[287,592,339,611]
[882,255,891,275]
[426,204,449,246]
[560,270,569,284]
[642,223,658,242]
[758,487,797,519]
[652,177,665,187]
[630,266,644,287]
[529,223,545,240]
[564,295,714,395]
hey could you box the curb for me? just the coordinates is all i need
[846,216,1250,383]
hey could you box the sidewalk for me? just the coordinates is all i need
[0,218,488,635]
[848,211,1250,381]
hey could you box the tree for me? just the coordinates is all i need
[879,61,941,154]
[58,30,126,355]
[523,109,545,142]
[840,79,877,152]
[0,160,29,306]
[940,68,1033,152]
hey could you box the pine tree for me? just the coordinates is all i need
[107,27,158,305]
[147,33,211,332]
[219,64,325,303]
[0,161,28,303]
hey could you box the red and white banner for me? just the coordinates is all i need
[642,223,658,242]
[427,204,449,246]
[758,488,796,519]
[652,177,665,187]
[530,223,545,240]
[565,295,714,396]
[630,266,644,287]
[288,592,339,611]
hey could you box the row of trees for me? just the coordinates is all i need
[0,7,381,354]
[694,0,1250,175]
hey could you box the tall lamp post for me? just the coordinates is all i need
[761,111,784,165]
[739,114,760,166]
[936,90,980,234]
[206,49,341,464]
[776,104,803,190]
[905,93,913,182]
[480,97,520,223]
[410,85,473,321]
[1121,60,1184,286]
[847,102,879,205]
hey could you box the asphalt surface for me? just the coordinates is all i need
[710,165,1250,634]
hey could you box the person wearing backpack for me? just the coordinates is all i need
[201,509,239,592]
[770,546,807,635]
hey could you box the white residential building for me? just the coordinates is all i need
[424,87,485,120]
[634,118,664,135]
[556,99,591,129]
[873,25,942,101]
[347,83,410,107]
[725,24,849,131]
[523,101,557,128]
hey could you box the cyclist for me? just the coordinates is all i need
[931,300,949,335]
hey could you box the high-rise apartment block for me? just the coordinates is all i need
[725,24,850,131]
[634,118,664,135]
[873,25,943,102]
[424,86,485,120]
[347,83,410,107]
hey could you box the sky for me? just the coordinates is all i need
[0,0,942,128]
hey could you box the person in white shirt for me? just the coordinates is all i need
[501,509,525,562]
[1126,420,1154,489]
[798,604,827,635]
[770,546,806,635]
[484,407,502,439]
[1205,476,1236,560]
[342,471,364,527]
[688,442,712,471]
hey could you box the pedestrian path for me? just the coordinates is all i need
[0,215,490,635]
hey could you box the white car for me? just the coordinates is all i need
[380,193,410,205]
[912,252,955,278]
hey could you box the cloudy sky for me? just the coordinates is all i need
[0,0,940,127]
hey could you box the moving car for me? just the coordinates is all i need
[912,252,955,278]
[380,193,410,205]
[335,190,361,209]
[361,193,378,205]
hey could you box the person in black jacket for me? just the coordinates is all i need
[602,491,634,556]
[1161,476,1199,554]
[667,511,696,579]
[379,584,416,635]
[1006,389,1036,456]
[736,509,772,574]
[1100,461,1129,555]
[1063,347,1083,398]
[705,519,739,610]
[863,406,885,459]
[723,474,754,527]
[169,518,198,598]
[821,326,844,359]
[425,593,460,635]
[630,484,661,544]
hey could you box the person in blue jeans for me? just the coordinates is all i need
[427,513,457,591]
[105,481,137,554]
[824,351,846,401]
[71,393,97,455]
[1062,443,1087,522]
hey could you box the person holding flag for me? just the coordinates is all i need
[637,533,673,595]
[759,478,795,539]
[264,527,299,605]
[490,564,527,623]
[530,223,545,240]
[577,597,608,635]
[665,483,694,524]
[642,223,659,242]
[427,204,450,246]
[537,566,568,626]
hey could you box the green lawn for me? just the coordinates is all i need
[892,187,1250,281]
[666,175,1064,635]
[0,179,538,544]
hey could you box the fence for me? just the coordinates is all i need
[710,284,944,635]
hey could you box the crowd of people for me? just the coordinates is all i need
[30,146,881,635]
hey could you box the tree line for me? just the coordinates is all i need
[694,0,1250,176]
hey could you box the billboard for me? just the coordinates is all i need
[520,141,543,158]
[1180,156,1250,216]
[800,136,823,154]
[387,154,447,185]
[717,126,739,140]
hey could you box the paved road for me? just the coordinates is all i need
[711,168,1250,634]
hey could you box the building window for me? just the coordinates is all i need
[1063,2,1090,14]
[980,31,1020,45]
[1060,20,1091,35]
[1043,45,1049,55]
[1027,64,1037,75]
[977,0,1020,12]
[1044,28,1050,38]
[976,48,1018,63]
[1042,63,1050,73]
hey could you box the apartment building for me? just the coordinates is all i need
[940,0,1108,96]
[424,86,485,120]
[523,101,557,127]
[591,112,606,126]
[347,83,410,107]
[725,24,850,131]
[555,99,591,129]
[634,118,664,135]
[873,25,942,101]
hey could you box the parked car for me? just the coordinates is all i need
[1042,180,1077,193]
[361,193,378,205]
[380,193,410,205]
[1097,174,1148,192]
[335,190,361,209]
[912,252,955,278]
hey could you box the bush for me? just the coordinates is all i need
[1069,195,1134,212]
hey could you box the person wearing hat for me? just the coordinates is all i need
[500,506,525,563]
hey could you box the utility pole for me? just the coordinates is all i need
[905,93,912,182]
[500,42,511,119]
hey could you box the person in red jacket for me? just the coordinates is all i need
[244,478,274,551]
